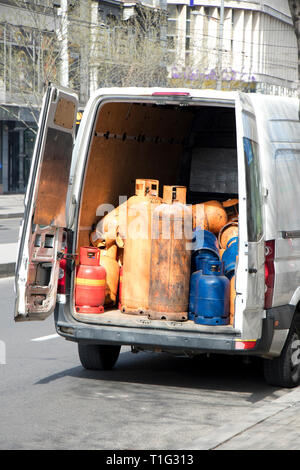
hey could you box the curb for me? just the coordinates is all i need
[186,387,300,450]
[0,263,15,278]
[0,213,23,220]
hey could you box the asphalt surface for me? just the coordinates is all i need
[0,217,21,244]
[0,277,295,450]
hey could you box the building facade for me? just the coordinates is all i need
[167,0,298,95]
[0,0,167,193]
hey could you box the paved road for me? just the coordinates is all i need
[0,218,21,244]
[0,277,294,450]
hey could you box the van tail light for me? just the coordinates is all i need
[57,246,67,294]
[264,240,275,309]
[235,340,257,350]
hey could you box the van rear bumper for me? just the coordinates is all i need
[54,304,280,356]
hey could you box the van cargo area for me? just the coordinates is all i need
[73,99,239,334]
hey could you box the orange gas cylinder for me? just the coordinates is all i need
[121,179,162,314]
[203,200,227,234]
[192,203,209,231]
[229,275,236,325]
[163,185,187,204]
[192,201,227,233]
[75,247,106,314]
[218,221,239,250]
[148,188,192,321]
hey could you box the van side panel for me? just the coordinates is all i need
[251,95,300,310]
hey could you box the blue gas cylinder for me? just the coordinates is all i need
[191,229,220,273]
[189,260,230,325]
[192,249,219,273]
[222,237,238,279]
[192,228,220,255]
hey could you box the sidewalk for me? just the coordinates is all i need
[187,385,300,450]
[0,194,24,277]
[0,194,24,219]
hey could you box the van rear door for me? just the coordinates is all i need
[15,85,78,321]
[235,93,265,336]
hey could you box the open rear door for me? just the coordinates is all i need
[15,85,78,321]
[235,93,265,337]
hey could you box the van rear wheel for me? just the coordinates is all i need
[263,324,300,388]
[78,344,121,371]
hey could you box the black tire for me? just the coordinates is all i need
[78,343,121,371]
[263,322,300,388]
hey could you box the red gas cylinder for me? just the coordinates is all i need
[118,266,123,310]
[75,247,106,314]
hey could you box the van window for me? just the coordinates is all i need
[244,138,263,242]
[275,149,300,232]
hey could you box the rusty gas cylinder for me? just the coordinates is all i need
[120,180,162,314]
[148,187,192,321]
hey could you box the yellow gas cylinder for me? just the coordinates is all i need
[117,246,124,267]
[99,249,119,306]
[90,231,118,260]
[120,179,162,314]
[148,186,192,321]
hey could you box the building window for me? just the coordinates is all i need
[167,5,178,19]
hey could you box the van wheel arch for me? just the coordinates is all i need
[263,312,300,388]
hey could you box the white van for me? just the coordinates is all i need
[14,85,300,387]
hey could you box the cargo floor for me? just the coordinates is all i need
[73,309,239,335]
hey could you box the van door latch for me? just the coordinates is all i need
[248,268,257,274]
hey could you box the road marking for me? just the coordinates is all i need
[31,334,60,342]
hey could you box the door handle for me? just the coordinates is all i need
[248,268,257,274]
